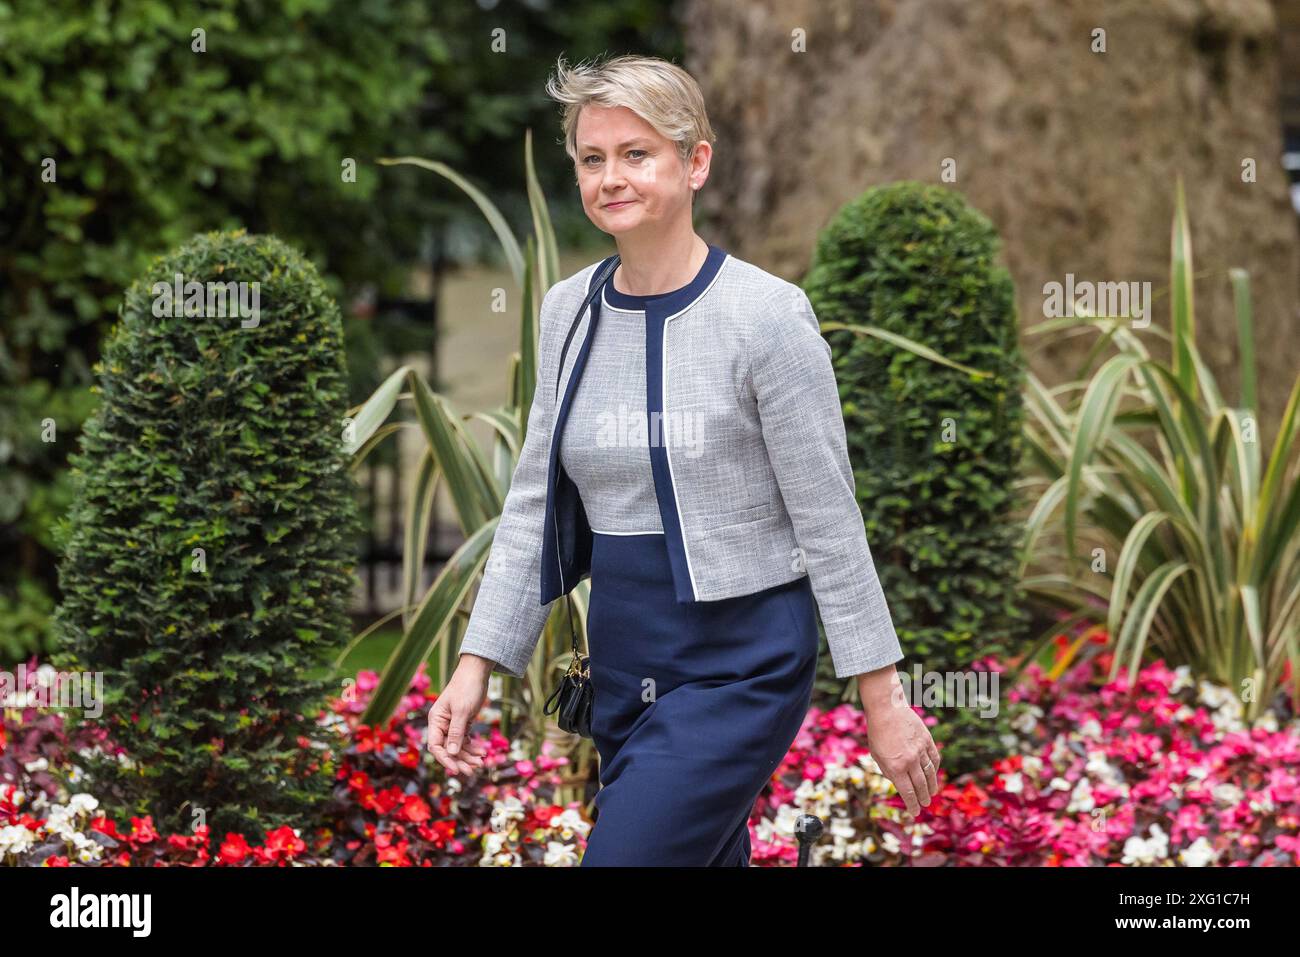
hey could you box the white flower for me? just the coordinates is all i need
[1077,718,1103,740]
[67,793,99,815]
[1002,771,1024,794]
[0,825,37,857]
[1248,792,1276,815]
[44,814,77,841]
[1120,823,1169,865]
[76,842,104,864]
[1198,681,1246,732]
[752,817,777,846]
[479,831,508,861]
[1211,782,1244,807]
[829,815,856,841]
[764,803,800,839]
[544,840,579,866]
[1252,710,1279,733]
[23,757,48,774]
[1178,836,1219,867]
[794,776,830,809]
[507,738,530,763]
[1085,750,1126,789]
[822,842,847,864]
[489,794,526,833]
[1066,777,1096,814]
[1010,708,1039,734]
[858,752,883,775]
[549,808,591,838]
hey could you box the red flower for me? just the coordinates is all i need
[425,819,457,849]
[263,826,306,862]
[217,832,251,866]
[375,836,411,866]
[953,782,990,817]
[396,795,431,824]
[90,816,122,840]
[361,785,404,816]
[129,816,159,845]
[353,723,400,754]
[532,806,563,827]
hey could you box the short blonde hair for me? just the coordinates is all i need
[545,54,716,173]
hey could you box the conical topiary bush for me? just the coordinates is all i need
[51,229,363,837]
[803,182,1029,775]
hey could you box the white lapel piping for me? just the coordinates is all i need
[600,287,642,314]
[659,254,731,600]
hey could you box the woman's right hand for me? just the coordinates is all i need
[426,654,493,776]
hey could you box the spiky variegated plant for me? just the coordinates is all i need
[1016,177,1300,720]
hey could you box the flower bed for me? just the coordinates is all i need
[3,649,1298,866]
[756,652,1299,866]
[1,662,589,866]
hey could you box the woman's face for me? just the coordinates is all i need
[573,103,705,238]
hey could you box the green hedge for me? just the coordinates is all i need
[51,231,363,837]
[0,0,446,661]
[804,182,1030,774]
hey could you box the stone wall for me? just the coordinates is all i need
[686,0,1300,443]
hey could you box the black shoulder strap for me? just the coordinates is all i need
[554,256,620,403]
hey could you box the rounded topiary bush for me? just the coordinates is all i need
[51,229,363,837]
[803,181,1029,775]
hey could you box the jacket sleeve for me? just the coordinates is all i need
[748,285,904,679]
[456,286,561,678]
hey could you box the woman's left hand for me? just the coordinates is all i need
[859,671,940,817]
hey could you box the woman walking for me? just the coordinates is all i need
[428,54,939,866]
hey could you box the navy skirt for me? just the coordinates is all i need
[579,530,819,867]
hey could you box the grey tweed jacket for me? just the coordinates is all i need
[457,243,904,680]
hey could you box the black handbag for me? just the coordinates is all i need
[542,595,593,737]
[541,256,618,740]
